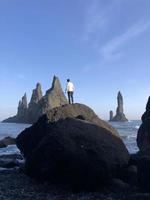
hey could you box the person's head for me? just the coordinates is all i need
[67,79,70,82]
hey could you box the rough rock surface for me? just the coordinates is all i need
[3,76,68,124]
[110,91,128,122]
[137,156,150,191]
[27,83,43,123]
[16,104,129,190]
[0,137,16,148]
[16,103,119,157]
[40,76,68,111]
[137,96,150,154]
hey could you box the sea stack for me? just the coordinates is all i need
[110,91,128,122]
[40,75,68,111]
[16,93,28,122]
[29,83,42,105]
[27,83,43,123]
[3,76,68,124]
[109,110,113,121]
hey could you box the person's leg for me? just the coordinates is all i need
[67,92,71,104]
[71,92,74,104]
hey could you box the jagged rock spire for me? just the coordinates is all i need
[3,76,68,123]
[17,93,28,111]
[110,91,128,122]
[29,82,42,105]
[109,110,113,121]
[17,93,28,119]
[116,91,123,114]
[22,93,28,108]
[43,76,68,109]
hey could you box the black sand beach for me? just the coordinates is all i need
[0,168,129,200]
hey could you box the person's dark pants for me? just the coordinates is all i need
[67,91,74,104]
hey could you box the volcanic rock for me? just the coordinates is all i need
[40,76,68,111]
[3,76,68,124]
[109,110,113,121]
[0,137,16,148]
[110,91,128,122]
[137,156,150,191]
[137,97,150,154]
[26,83,43,123]
[16,104,129,190]
[29,82,42,105]
[16,103,118,157]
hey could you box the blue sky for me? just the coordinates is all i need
[0,0,150,121]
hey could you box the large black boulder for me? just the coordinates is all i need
[16,103,118,158]
[16,113,129,190]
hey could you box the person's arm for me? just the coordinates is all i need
[65,83,68,93]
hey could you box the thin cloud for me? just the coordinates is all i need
[83,0,110,41]
[16,73,26,80]
[100,20,150,60]
[83,0,124,42]
[82,65,93,73]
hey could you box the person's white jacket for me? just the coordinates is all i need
[66,82,74,92]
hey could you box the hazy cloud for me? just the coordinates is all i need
[82,65,93,73]
[83,0,110,41]
[16,73,26,80]
[83,0,124,41]
[100,20,150,60]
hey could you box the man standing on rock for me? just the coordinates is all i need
[65,79,74,104]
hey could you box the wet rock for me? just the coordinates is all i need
[0,137,16,148]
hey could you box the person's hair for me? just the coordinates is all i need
[67,79,70,82]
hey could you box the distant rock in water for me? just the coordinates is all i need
[110,91,128,122]
[3,76,68,124]
[0,136,16,148]
[16,103,129,190]
[109,110,113,121]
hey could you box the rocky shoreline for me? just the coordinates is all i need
[1,96,150,199]
[0,154,138,200]
[1,152,150,200]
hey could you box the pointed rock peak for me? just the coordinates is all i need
[110,91,128,122]
[146,96,150,111]
[118,91,122,98]
[43,75,68,109]
[22,93,28,108]
[36,82,41,89]
[29,83,43,105]
[18,100,22,107]
[51,76,61,89]
[23,92,27,98]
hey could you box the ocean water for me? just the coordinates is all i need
[0,120,141,155]
[0,122,31,155]
[109,120,141,153]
